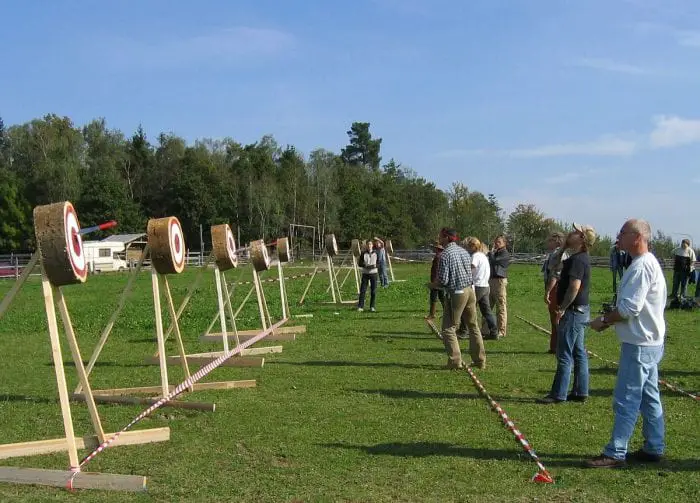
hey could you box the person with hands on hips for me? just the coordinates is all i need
[584,219,667,468]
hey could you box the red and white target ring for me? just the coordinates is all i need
[169,218,185,270]
[63,203,87,281]
[226,226,237,267]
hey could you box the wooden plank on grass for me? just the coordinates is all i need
[0,467,147,492]
[143,355,264,368]
[0,427,170,460]
[201,332,296,343]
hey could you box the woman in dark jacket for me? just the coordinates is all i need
[426,243,445,320]
[357,240,379,312]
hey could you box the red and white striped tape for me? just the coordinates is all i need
[515,315,698,402]
[423,317,553,483]
[66,317,289,488]
[464,366,554,483]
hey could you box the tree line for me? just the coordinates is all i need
[0,114,682,258]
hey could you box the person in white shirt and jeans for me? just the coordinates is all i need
[586,219,667,468]
[463,237,498,340]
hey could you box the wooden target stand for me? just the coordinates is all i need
[197,236,305,354]
[0,202,167,492]
[299,234,357,306]
[73,218,254,415]
[324,238,361,296]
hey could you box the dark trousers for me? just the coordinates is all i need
[671,270,690,298]
[475,286,497,338]
[429,288,445,306]
[358,273,378,309]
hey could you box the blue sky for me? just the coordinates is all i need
[1,0,697,242]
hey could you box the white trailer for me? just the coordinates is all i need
[81,233,147,273]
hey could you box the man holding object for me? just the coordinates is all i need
[585,219,667,468]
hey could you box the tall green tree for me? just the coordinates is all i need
[506,203,557,253]
[341,122,382,171]
[78,119,143,233]
[0,168,32,250]
[448,183,504,244]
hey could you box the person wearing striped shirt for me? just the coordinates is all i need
[428,227,486,370]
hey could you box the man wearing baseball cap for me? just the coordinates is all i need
[538,222,595,404]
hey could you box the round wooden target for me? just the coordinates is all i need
[386,239,394,255]
[250,239,271,272]
[351,239,361,258]
[277,237,291,263]
[33,201,88,286]
[325,234,338,257]
[148,216,186,275]
[211,224,237,271]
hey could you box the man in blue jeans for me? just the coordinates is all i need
[537,223,595,404]
[586,218,667,468]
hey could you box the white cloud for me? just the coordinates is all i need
[105,27,296,69]
[437,116,700,160]
[648,115,700,148]
[573,58,649,75]
[508,137,638,158]
[673,29,700,47]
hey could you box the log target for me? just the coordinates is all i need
[277,237,291,263]
[211,224,237,271]
[147,217,186,275]
[351,239,361,258]
[250,239,271,272]
[386,239,394,254]
[33,201,88,286]
[325,234,338,257]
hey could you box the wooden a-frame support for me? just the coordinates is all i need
[200,257,306,346]
[298,249,357,306]
[72,246,255,411]
[0,259,168,492]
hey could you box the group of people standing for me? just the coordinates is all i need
[426,229,510,370]
[538,220,668,469]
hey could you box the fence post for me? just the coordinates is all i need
[14,256,19,280]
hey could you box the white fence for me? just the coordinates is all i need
[0,249,694,280]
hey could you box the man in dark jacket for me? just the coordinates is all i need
[483,235,510,338]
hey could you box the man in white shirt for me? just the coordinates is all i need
[585,219,667,468]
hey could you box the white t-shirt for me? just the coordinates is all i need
[471,251,490,287]
[614,252,667,346]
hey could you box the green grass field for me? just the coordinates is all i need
[0,262,698,502]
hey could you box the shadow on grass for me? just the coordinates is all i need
[273,360,442,370]
[46,361,152,369]
[321,442,700,471]
[0,393,55,404]
[406,347,550,356]
[660,369,700,377]
[349,388,480,400]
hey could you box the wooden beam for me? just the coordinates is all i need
[0,427,170,460]
[228,325,305,336]
[0,467,147,492]
[201,331,296,343]
[183,346,282,357]
[143,355,265,368]
[71,394,215,412]
[89,380,256,396]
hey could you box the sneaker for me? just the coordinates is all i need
[583,454,626,468]
[567,393,587,403]
[627,449,663,463]
[536,395,565,404]
[370,307,376,312]
[357,307,364,312]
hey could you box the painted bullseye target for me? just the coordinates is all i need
[211,224,238,271]
[33,201,88,286]
[277,237,291,263]
[251,239,271,272]
[351,239,361,258]
[148,216,186,275]
[325,234,338,257]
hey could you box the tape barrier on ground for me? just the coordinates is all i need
[464,366,554,484]
[515,315,699,402]
[66,318,288,489]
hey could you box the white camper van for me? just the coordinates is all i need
[82,241,129,273]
